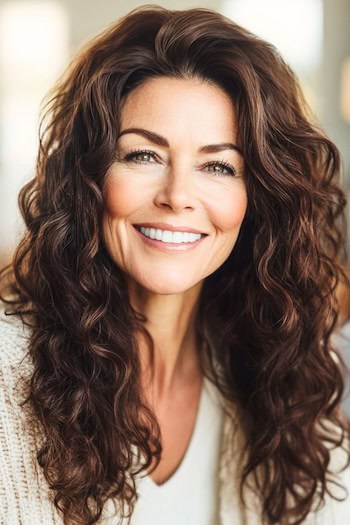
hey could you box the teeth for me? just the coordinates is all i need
[139,227,203,243]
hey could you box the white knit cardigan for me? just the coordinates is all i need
[1,308,350,525]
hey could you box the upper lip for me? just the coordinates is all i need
[133,222,208,235]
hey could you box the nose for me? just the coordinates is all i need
[153,163,197,212]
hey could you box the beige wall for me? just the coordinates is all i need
[322,0,350,188]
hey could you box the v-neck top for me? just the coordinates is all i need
[125,377,224,524]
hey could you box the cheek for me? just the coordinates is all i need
[209,186,248,232]
[103,172,142,218]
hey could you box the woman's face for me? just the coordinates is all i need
[102,76,247,294]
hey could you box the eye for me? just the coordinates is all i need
[203,160,237,177]
[123,149,158,164]
[122,149,237,177]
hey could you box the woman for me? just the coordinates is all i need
[0,5,349,525]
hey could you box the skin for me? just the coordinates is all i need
[102,76,247,406]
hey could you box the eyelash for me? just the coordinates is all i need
[122,149,237,177]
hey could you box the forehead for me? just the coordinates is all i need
[119,76,238,144]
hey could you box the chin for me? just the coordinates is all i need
[135,275,200,295]
[144,283,194,295]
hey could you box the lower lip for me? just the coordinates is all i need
[133,226,207,251]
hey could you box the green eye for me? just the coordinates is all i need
[123,150,237,177]
[124,150,158,163]
[204,161,236,176]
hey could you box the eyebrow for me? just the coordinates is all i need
[117,127,242,154]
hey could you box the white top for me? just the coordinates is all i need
[126,377,224,525]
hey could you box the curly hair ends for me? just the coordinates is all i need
[1,4,350,524]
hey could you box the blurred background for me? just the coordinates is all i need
[0,0,350,408]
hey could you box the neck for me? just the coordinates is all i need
[128,279,203,400]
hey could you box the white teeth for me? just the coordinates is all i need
[139,227,203,243]
[162,230,172,242]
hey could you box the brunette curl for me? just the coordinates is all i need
[1,4,350,524]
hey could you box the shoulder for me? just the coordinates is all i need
[0,306,61,523]
[219,408,350,525]
[0,303,34,447]
[305,441,350,524]
[0,304,32,375]
[0,304,33,409]
[0,303,34,423]
[0,304,36,454]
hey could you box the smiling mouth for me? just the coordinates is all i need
[133,225,208,246]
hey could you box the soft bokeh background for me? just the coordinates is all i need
[0,0,350,409]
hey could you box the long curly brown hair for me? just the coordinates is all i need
[1,5,350,524]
